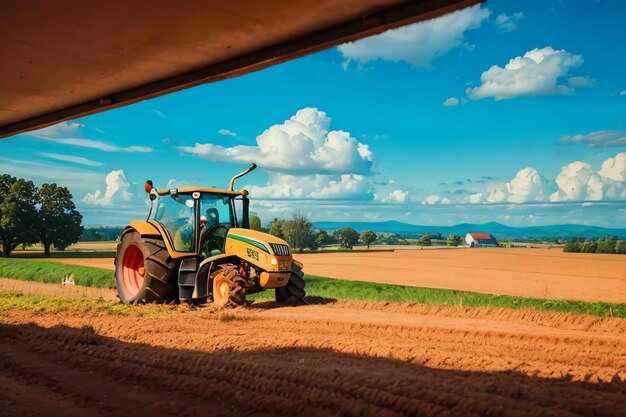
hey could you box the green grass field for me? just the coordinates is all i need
[0,258,114,288]
[0,257,624,317]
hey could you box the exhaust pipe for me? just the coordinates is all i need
[229,163,257,191]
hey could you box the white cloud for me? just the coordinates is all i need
[218,129,237,137]
[154,110,167,119]
[83,170,133,206]
[178,108,374,175]
[337,5,489,68]
[467,47,585,100]
[469,193,483,204]
[247,173,373,200]
[424,195,440,204]
[599,153,626,182]
[443,97,459,107]
[443,97,467,106]
[30,122,153,153]
[0,157,103,192]
[620,91,626,96]
[548,153,626,202]
[495,12,523,31]
[560,130,626,148]
[568,76,596,87]
[39,152,103,167]
[383,189,409,203]
[481,168,555,204]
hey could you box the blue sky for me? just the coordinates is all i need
[2,0,626,227]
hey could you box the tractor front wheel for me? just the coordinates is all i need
[211,265,247,308]
[275,261,306,304]
[114,231,177,304]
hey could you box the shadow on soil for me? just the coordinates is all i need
[250,296,337,309]
[0,322,623,417]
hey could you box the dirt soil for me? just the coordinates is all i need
[43,248,626,302]
[1,280,625,417]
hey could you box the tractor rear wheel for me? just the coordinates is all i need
[114,231,177,304]
[212,265,247,308]
[275,262,306,304]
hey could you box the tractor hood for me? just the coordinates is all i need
[226,228,290,255]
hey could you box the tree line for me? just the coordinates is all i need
[563,236,626,254]
[0,174,83,257]
[250,213,465,252]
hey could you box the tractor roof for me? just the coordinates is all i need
[157,187,247,197]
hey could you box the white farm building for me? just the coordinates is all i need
[465,232,498,247]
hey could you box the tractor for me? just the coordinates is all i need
[114,163,305,307]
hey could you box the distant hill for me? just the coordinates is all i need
[312,220,626,240]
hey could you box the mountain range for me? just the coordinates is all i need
[312,221,626,240]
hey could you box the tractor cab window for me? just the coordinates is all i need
[198,195,234,256]
[154,194,196,252]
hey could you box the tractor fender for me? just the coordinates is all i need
[120,220,195,260]
[121,220,161,238]
[192,254,239,300]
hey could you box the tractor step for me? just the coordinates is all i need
[178,258,198,301]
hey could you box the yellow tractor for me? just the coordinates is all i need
[114,164,305,307]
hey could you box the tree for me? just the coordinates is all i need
[335,228,359,249]
[282,213,313,253]
[581,241,597,253]
[316,230,332,247]
[417,232,432,246]
[596,238,616,254]
[563,241,582,253]
[360,230,377,249]
[38,183,83,257]
[445,234,462,246]
[0,175,39,257]
[249,214,262,231]
[616,240,626,254]
[269,218,284,239]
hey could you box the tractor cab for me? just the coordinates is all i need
[148,187,250,257]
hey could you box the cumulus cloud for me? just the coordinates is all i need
[423,195,451,205]
[549,153,626,202]
[218,129,237,137]
[179,108,374,175]
[382,189,409,203]
[469,193,483,204]
[247,173,373,200]
[337,5,489,68]
[494,12,523,31]
[467,47,585,100]
[484,167,551,203]
[83,170,133,206]
[30,122,153,153]
[560,130,626,148]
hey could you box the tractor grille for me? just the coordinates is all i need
[270,243,290,256]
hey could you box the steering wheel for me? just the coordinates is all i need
[200,224,230,255]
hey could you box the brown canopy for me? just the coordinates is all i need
[0,0,480,138]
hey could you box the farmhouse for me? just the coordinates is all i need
[465,232,498,247]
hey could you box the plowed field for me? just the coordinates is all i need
[42,248,626,302]
[1,279,624,417]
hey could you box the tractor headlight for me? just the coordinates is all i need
[270,258,278,265]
